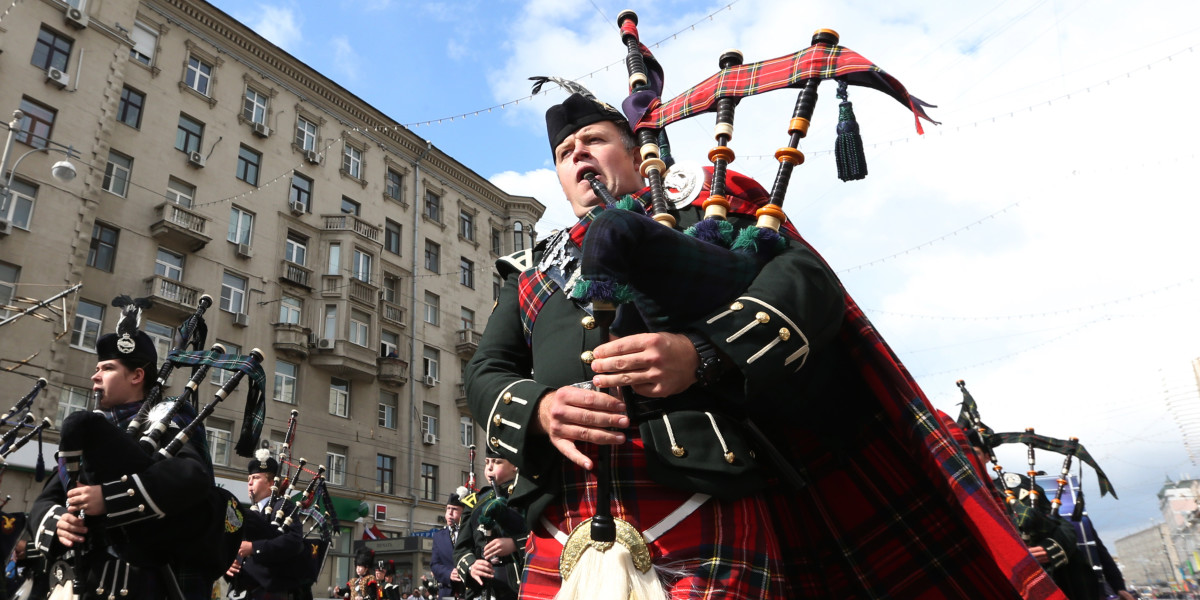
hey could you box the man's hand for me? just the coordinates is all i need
[467,559,494,586]
[1028,546,1049,565]
[237,540,253,558]
[533,386,628,470]
[450,569,461,582]
[483,537,516,561]
[590,332,698,397]
[225,558,242,578]
[65,484,106,517]
[1117,591,1136,600]
[54,512,87,547]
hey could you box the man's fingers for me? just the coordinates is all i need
[550,437,593,471]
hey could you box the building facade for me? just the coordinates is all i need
[0,0,543,592]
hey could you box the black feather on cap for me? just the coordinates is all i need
[96,295,157,367]
[534,77,627,157]
[355,546,375,568]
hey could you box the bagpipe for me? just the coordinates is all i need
[0,377,53,484]
[543,10,939,599]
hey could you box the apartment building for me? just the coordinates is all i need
[0,0,543,591]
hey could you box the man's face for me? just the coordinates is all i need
[91,359,144,408]
[485,457,516,484]
[375,569,386,581]
[554,121,643,219]
[444,504,462,527]
[247,472,272,503]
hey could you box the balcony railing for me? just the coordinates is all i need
[456,383,468,411]
[455,329,482,357]
[279,260,313,289]
[381,301,407,327]
[150,202,211,250]
[378,356,409,386]
[348,278,378,308]
[143,275,203,316]
[322,214,380,243]
[272,323,310,359]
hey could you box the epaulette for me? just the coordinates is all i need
[496,248,536,279]
[460,491,479,509]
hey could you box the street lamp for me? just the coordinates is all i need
[0,109,79,218]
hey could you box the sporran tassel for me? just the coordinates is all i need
[834,81,868,182]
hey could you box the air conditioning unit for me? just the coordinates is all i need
[422,375,437,386]
[251,122,270,138]
[64,7,88,28]
[422,433,437,445]
[0,219,12,236]
[232,313,249,327]
[316,338,335,350]
[304,150,321,165]
[236,243,253,259]
[288,200,306,215]
[45,67,69,89]
[187,151,206,168]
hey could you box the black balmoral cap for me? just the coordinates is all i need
[545,93,627,156]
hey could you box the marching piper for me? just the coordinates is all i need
[224,448,306,599]
[452,449,525,600]
[430,488,469,598]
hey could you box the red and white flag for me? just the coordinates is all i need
[362,524,384,540]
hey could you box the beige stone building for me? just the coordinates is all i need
[0,0,543,592]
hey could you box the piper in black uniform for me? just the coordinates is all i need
[29,297,225,600]
[452,449,525,600]
[225,448,306,599]
[334,547,378,600]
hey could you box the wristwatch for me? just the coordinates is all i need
[684,330,726,387]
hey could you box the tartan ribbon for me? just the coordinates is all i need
[167,349,266,458]
[990,431,1117,498]
[636,44,938,134]
[516,208,604,347]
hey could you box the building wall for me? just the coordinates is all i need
[0,0,543,593]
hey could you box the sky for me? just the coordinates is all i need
[206,0,1200,543]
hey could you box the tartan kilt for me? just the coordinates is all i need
[520,433,790,600]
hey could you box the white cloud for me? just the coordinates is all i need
[248,5,302,52]
[330,36,359,82]
[488,168,576,233]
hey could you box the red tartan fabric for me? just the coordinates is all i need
[520,433,790,600]
[637,45,936,134]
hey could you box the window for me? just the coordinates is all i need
[329,378,349,418]
[103,151,132,197]
[274,360,298,404]
[211,342,242,386]
[144,321,174,363]
[460,308,476,332]
[130,21,157,66]
[493,273,502,302]
[326,445,347,486]
[327,243,340,275]
[340,196,360,216]
[118,86,145,128]
[423,292,439,326]
[289,173,312,213]
[175,114,204,154]
[385,169,403,201]
[166,178,195,208]
[71,299,103,351]
[236,146,261,185]
[459,210,475,241]
[295,117,317,151]
[243,88,269,124]
[32,27,72,72]
[380,330,399,358]
[86,222,118,272]
[378,391,397,429]
[228,206,254,244]
[322,304,337,340]
[16,98,56,150]
[460,416,475,448]
[205,420,233,466]
[342,144,362,179]
[424,191,441,222]
[351,249,372,283]
[421,464,438,501]
[220,272,247,314]
[154,248,183,281]
[285,232,307,266]
[381,275,399,304]
[376,455,395,495]
[349,310,370,348]
[56,386,90,426]
[0,263,18,319]
[460,258,474,289]
[513,222,525,251]
[491,228,502,255]
[424,240,440,273]
[279,295,302,325]
[3,179,36,230]
[384,220,401,255]
[185,55,213,96]
[422,346,440,381]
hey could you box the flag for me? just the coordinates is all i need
[362,524,384,540]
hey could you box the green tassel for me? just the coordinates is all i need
[835,82,868,182]
[731,226,763,253]
[569,279,591,300]
[616,196,640,211]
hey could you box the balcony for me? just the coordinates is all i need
[377,356,409,386]
[279,260,313,289]
[348,278,378,308]
[272,323,310,359]
[150,202,211,251]
[143,275,204,317]
[455,383,468,411]
[455,329,482,358]
[322,214,379,244]
[381,301,407,328]
[308,338,378,381]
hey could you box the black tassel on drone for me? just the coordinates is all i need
[835,81,868,182]
[34,427,45,481]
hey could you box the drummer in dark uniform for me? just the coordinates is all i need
[224,448,306,599]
